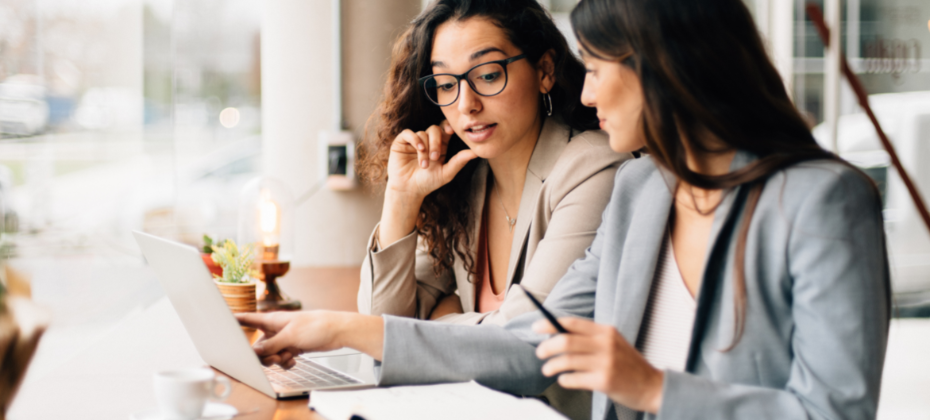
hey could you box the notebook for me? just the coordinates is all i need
[309,381,567,420]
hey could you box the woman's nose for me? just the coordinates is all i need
[456,81,482,115]
[580,74,596,108]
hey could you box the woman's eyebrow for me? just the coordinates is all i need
[470,47,505,61]
[430,47,508,68]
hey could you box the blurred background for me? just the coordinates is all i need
[0,0,927,418]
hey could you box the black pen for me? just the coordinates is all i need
[518,285,568,333]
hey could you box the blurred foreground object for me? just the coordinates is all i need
[0,266,49,419]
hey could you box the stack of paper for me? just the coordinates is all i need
[309,381,568,420]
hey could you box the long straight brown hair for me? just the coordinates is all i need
[571,0,852,349]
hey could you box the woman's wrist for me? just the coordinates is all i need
[644,369,665,414]
[332,312,385,361]
[378,189,424,247]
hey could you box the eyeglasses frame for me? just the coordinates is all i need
[418,54,527,107]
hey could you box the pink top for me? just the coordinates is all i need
[476,202,506,313]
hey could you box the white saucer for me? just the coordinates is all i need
[130,402,238,420]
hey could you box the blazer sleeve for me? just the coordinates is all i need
[358,223,456,319]
[657,168,891,420]
[378,161,629,393]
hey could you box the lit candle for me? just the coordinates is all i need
[258,189,280,259]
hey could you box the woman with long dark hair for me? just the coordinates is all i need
[356,0,628,330]
[239,1,890,418]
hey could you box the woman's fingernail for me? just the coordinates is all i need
[417,143,425,151]
[431,151,439,160]
[420,160,428,168]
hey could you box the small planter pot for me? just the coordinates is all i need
[214,280,257,313]
[201,253,223,278]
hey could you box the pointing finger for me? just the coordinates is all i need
[254,330,290,357]
[260,354,281,367]
[236,312,279,333]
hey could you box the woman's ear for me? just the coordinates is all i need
[537,49,556,93]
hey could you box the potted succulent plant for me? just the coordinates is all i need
[210,240,257,313]
[200,235,224,278]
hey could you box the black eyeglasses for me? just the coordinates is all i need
[419,54,527,107]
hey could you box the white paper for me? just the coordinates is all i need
[309,381,568,420]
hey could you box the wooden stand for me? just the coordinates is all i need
[257,260,301,312]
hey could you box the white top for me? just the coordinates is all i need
[617,234,697,420]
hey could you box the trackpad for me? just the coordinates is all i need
[301,351,376,383]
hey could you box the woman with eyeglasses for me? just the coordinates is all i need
[357,1,627,416]
[356,0,628,331]
[239,0,890,418]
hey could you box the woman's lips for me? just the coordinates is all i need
[464,123,498,143]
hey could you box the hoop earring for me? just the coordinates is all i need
[543,93,553,116]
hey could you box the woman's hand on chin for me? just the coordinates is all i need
[387,120,478,199]
[533,317,664,414]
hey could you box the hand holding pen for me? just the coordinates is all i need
[519,285,665,414]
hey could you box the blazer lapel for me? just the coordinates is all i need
[504,119,570,288]
[457,161,489,313]
[699,151,756,272]
[611,168,675,342]
[684,150,757,372]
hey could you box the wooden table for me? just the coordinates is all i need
[9,266,361,420]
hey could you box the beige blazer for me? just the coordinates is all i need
[357,118,630,326]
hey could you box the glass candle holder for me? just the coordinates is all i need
[238,176,300,311]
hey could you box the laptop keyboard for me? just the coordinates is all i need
[264,357,361,389]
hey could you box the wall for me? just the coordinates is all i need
[262,0,421,267]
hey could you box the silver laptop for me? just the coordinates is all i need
[133,230,377,398]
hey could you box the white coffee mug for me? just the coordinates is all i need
[153,368,231,420]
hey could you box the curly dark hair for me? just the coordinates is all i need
[358,0,598,279]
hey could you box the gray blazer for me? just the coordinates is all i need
[375,151,891,420]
